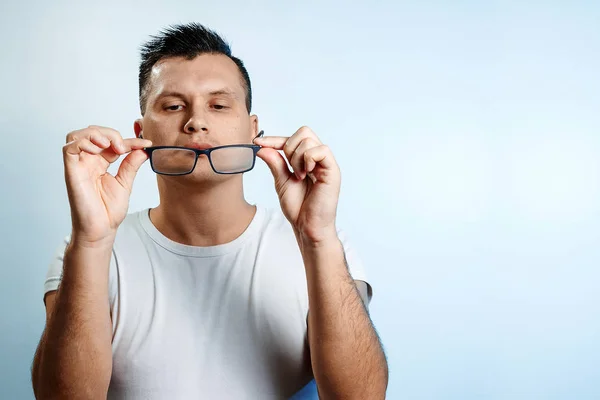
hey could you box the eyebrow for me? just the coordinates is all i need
[155,91,185,100]
[208,89,239,99]
[155,89,239,100]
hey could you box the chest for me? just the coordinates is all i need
[107,239,312,398]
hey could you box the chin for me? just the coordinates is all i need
[163,168,239,186]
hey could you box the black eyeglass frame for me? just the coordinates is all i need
[143,130,264,176]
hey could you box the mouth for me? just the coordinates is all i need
[183,142,215,150]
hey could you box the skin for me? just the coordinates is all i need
[31,53,388,399]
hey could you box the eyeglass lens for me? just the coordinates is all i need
[150,146,255,175]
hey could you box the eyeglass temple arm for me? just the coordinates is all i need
[252,130,265,144]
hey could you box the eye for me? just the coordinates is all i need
[212,104,229,110]
[165,105,184,111]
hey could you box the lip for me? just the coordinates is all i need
[183,142,215,150]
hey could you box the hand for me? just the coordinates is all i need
[63,125,152,247]
[255,126,341,245]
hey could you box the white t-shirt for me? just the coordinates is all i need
[45,205,370,399]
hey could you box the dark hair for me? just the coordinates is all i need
[138,23,252,115]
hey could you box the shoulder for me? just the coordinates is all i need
[255,205,298,242]
[113,208,149,241]
[259,205,289,229]
[121,208,147,230]
[256,205,356,246]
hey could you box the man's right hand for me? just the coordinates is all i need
[63,125,152,248]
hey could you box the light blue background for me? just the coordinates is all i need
[1,1,599,399]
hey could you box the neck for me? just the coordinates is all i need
[149,175,256,247]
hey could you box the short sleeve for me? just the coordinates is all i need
[337,229,373,303]
[44,235,71,297]
[44,234,118,307]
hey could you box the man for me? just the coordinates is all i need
[31,23,388,399]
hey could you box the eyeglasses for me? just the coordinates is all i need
[144,130,264,176]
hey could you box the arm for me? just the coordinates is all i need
[31,125,152,399]
[256,126,388,399]
[32,241,114,399]
[300,235,388,399]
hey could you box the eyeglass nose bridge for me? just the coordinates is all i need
[190,148,212,157]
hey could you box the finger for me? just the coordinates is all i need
[97,138,152,164]
[63,138,104,156]
[304,145,337,173]
[253,126,319,145]
[256,148,293,186]
[115,149,148,191]
[67,128,112,149]
[253,136,289,150]
[290,138,319,180]
[89,134,111,149]
[253,127,321,155]
[87,126,128,154]
[121,137,153,151]
[284,126,322,156]
[67,126,126,154]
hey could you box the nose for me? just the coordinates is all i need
[183,107,209,134]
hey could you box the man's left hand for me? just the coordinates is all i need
[255,126,341,246]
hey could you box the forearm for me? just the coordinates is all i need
[299,234,388,399]
[32,240,114,399]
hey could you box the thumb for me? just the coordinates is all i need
[115,149,148,191]
[257,148,292,185]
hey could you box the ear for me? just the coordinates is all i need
[134,119,143,139]
[250,114,259,141]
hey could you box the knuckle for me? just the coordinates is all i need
[85,126,99,136]
[306,138,319,147]
[307,145,319,155]
[88,125,119,138]
[87,125,102,135]
[120,158,132,169]
[300,126,317,139]
[283,142,293,155]
[66,132,76,142]
[107,127,121,136]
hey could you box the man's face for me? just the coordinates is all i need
[135,53,258,181]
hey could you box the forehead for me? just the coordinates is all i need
[148,53,244,98]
